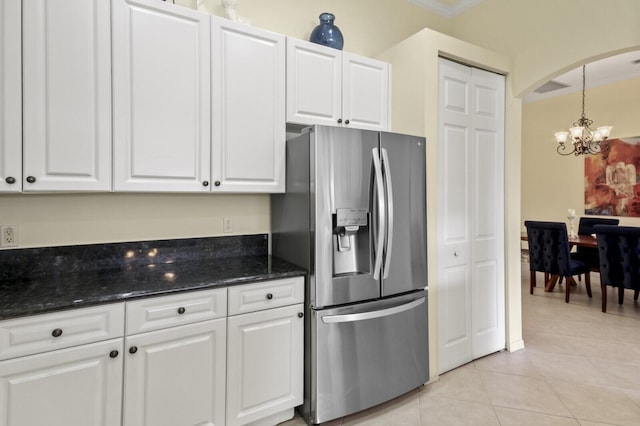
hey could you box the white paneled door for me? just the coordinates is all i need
[437,58,505,374]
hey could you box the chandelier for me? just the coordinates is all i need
[555,65,613,156]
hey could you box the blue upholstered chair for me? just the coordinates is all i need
[525,221,592,303]
[575,217,619,271]
[594,224,640,312]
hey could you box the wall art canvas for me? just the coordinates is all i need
[585,137,640,216]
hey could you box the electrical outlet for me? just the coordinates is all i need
[1,225,18,248]
[223,217,233,233]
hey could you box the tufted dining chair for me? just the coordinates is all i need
[525,221,592,303]
[574,217,619,271]
[594,224,640,313]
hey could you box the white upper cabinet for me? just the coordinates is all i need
[0,0,21,193]
[286,38,342,127]
[112,0,212,192]
[22,0,112,192]
[211,19,286,192]
[286,38,390,131]
[342,52,390,131]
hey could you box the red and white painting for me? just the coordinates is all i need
[585,137,640,216]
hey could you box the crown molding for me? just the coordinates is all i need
[408,0,484,18]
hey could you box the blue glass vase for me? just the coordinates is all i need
[309,13,344,50]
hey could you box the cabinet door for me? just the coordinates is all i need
[226,304,303,426]
[112,0,211,192]
[286,38,342,127]
[123,319,226,426]
[342,53,390,131]
[0,0,21,193]
[22,0,111,191]
[212,19,285,192]
[0,338,123,426]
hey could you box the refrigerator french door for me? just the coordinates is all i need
[271,125,428,425]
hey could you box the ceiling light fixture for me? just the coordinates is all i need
[555,65,613,156]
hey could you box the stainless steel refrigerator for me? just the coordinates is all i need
[271,125,428,425]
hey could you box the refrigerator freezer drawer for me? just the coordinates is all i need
[310,291,428,424]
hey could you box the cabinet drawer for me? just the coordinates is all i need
[126,288,227,335]
[0,303,125,361]
[228,277,304,316]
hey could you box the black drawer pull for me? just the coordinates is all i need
[129,346,138,354]
[266,293,273,300]
[177,307,186,315]
[109,350,119,358]
[5,176,16,184]
[52,328,63,338]
[26,176,36,183]
[298,312,304,318]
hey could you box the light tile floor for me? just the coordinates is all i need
[281,262,640,425]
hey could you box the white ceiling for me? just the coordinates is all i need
[523,51,640,103]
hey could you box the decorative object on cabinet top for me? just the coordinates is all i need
[221,0,250,24]
[309,13,344,50]
[0,234,306,320]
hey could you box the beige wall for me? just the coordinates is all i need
[448,0,640,96]
[0,193,269,247]
[522,77,640,226]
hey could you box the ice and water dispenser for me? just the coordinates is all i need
[332,208,371,276]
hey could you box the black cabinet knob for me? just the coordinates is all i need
[52,328,63,338]
[203,181,209,187]
[129,346,138,354]
[214,181,221,186]
[109,350,119,358]
[26,176,36,183]
[298,312,304,318]
[266,293,273,300]
[337,118,343,124]
[177,307,186,315]
[5,177,15,184]
[345,119,350,125]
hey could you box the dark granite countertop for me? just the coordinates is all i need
[0,235,306,320]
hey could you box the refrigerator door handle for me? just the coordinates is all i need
[372,147,386,280]
[321,297,425,324]
[381,147,394,279]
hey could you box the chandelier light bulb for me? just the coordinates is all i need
[569,126,584,140]
[554,131,569,144]
[597,126,613,139]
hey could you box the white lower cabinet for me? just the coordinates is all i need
[123,319,227,426]
[226,277,304,426]
[226,304,304,426]
[0,277,304,426]
[0,338,124,426]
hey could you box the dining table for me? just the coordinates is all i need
[521,232,598,292]
[520,232,597,248]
